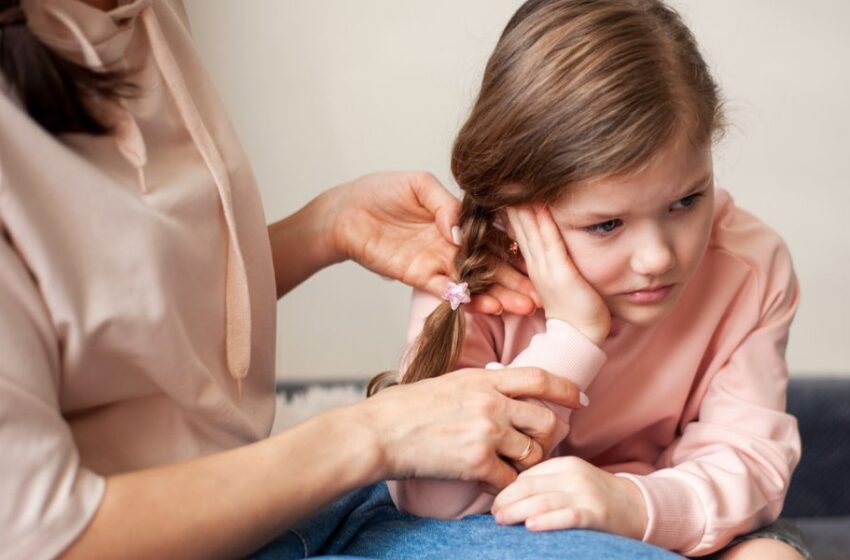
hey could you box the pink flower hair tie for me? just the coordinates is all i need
[442,281,471,311]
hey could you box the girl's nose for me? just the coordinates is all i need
[630,230,676,277]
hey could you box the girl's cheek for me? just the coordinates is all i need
[565,239,624,294]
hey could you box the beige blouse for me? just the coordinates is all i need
[0,1,277,557]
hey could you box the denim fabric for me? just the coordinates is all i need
[252,483,682,559]
[703,518,812,560]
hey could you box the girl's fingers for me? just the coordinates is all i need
[506,208,543,285]
[493,472,556,511]
[526,507,595,531]
[535,206,572,264]
[513,207,545,264]
[493,492,568,526]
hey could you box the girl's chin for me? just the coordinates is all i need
[609,298,679,328]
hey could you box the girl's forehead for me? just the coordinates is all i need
[553,142,713,216]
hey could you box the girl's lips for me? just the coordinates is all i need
[622,284,673,304]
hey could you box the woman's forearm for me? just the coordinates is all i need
[61,405,382,560]
[268,188,345,299]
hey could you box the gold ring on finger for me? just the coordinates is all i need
[514,434,534,462]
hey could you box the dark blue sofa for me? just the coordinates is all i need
[783,377,850,560]
[278,376,850,559]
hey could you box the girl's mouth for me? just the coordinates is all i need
[621,284,674,304]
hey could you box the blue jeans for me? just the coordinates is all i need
[252,483,683,559]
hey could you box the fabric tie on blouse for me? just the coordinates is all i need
[23,0,253,398]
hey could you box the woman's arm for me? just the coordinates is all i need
[60,368,585,559]
[62,405,379,560]
[268,171,539,314]
[268,185,343,299]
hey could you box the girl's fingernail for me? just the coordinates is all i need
[526,518,539,529]
[580,392,590,407]
[451,226,462,246]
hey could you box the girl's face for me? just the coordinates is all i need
[546,138,715,327]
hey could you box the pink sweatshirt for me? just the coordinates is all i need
[389,188,801,557]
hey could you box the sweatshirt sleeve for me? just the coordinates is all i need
[388,289,606,519]
[615,241,802,556]
[0,222,105,560]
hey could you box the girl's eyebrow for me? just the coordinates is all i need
[565,172,714,223]
[676,172,714,197]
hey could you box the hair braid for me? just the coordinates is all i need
[367,195,508,396]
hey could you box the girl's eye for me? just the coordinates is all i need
[585,218,622,236]
[670,193,702,211]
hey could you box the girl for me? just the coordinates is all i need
[378,0,810,558]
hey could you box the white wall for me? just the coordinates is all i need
[185,0,850,380]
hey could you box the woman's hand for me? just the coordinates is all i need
[491,456,648,540]
[506,206,611,344]
[353,367,587,493]
[329,172,538,315]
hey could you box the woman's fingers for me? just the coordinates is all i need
[409,172,461,245]
[489,367,585,410]
[504,398,559,448]
[478,459,520,495]
[495,426,544,472]
[467,293,505,315]
[465,262,540,316]
[490,261,541,309]
[470,285,535,316]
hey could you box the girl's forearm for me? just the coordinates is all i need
[268,188,345,299]
[61,405,382,560]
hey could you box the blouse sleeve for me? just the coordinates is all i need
[388,289,606,519]
[615,241,802,556]
[0,218,105,559]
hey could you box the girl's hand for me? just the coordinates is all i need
[506,206,611,345]
[330,172,538,315]
[491,456,647,540]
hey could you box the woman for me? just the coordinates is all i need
[0,1,585,558]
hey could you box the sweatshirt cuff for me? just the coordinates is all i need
[615,472,706,553]
[505,318,606,391]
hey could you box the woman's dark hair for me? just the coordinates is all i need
[0,1,133,135]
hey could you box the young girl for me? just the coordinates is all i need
[376,0,810,558]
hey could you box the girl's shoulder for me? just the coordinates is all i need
[707,188,797,317]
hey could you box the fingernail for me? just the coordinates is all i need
[526,518,539,529]
[451,226,462,246]
[580,392,590,407]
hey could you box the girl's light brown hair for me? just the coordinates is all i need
[368,0,725,396]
